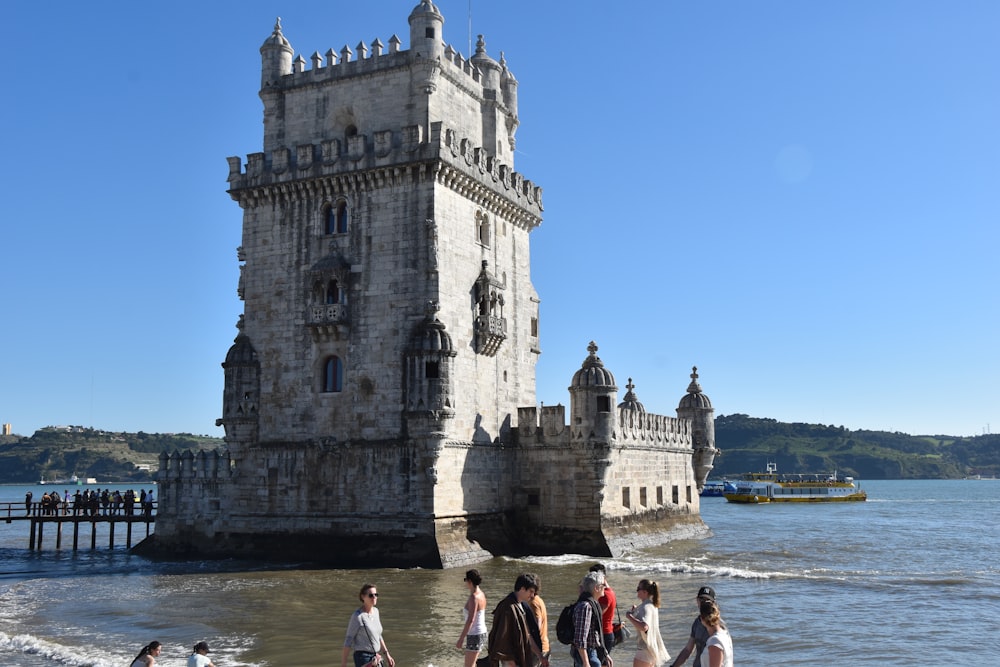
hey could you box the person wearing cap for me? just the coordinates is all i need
[187,641,215,667]
[667,586,716,667]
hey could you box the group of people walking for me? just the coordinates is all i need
[342,565,734,667]
[24,488,155,517]
[129,640,214,667]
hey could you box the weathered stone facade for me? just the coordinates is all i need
[151,2,717,568]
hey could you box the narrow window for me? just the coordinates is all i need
[336,200,348,234]
[596,396,611,412]
[622,487,631,509]
[425,27,435,39]
[656,487,663,505]
[640,487,647,507]
[530,317,538,337]
[322,356,343,393]
[672,486,679,504]
[326,280,341,304]
[324,205,336,235]
[686,486,693,503]
[425,361,440,379]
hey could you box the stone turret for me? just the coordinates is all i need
[569,342,619,443]
[676,366,717,490]
[408,1,445,59]
[259,18,293,87]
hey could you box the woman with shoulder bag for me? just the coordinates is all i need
[625,579,669,667]
[342,583,395,667]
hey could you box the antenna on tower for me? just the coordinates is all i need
[468,0,473,56]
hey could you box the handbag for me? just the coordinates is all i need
[612,608,632,646]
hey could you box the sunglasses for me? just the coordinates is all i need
[367,593,379,598]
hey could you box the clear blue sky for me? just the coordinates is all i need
[2,1,997,438]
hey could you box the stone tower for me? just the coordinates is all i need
[151,4,716,568]
[677,366,718,489]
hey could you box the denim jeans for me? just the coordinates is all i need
[570,646,601,667]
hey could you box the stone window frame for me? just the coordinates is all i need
[475,210,490,247]
[323,199,349,235]
[320,355,344,393]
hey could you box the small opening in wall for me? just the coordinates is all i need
[686,486,693,503]
[503,370,508,382]
[622,487,631,509]
[425,361,440,379]
[656,487,663,505]
[672,485,679,505]
[640,487,647,507]
[597,396,611,412]
[527,492,540,507]
[425,27,435,39]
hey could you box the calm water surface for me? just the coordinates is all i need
[1,480,997,666]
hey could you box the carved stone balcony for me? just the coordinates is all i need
[307,303,350,340]
[474,314,507,356]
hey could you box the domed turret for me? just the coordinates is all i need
[260,18,293,88]
[676,367,717,490]
[471,34,502,91]
[571,341,617,389]
[569,342,618,443]
[617,378,646,414]
[408,1,445,59]
[678,366,713,410]
[404,303,456,423]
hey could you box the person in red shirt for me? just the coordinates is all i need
[589,564,617,654]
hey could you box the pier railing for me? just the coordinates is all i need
[1,501,157,551]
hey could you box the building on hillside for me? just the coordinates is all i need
[151,1,717,568]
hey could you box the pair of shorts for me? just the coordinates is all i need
[465,633,487,651]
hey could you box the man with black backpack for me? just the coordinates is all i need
[571,572,613,667]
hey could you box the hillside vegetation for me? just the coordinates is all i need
[712,414,999,479]
[2,416,997,483]
[0,427,223,484]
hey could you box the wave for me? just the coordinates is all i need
[0,631,121,667]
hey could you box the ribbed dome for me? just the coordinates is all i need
[571,341,617,388]
[260,18,291,51]
[409,0,442,20]
[471,34,500,69]
[618,378,646,413]
[678,366,713,409]
[410,317,454,353]
[224,333,257,366]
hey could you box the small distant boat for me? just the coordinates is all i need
[724,462,867,503]
[38,474,80,486]
[700,480,734,497]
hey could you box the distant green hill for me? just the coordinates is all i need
[0,426,223,484]
[711,414,1000,479]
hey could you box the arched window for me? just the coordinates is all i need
[322,356,343,393]
[335,200,348,234]
[476,211,490,246]
[325,280,342,304]
[324,200,349,235]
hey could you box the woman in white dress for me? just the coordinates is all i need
[625,579,670,667]
[699,599,734,667]
[456,568,488,667]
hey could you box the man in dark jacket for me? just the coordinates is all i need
[488,573,546,667]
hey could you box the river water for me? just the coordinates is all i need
[1,480,997,666]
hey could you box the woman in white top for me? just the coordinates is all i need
[456,568,489,667]
[129,640,161,667]
[699,599,734,667]
[625,579,670,667]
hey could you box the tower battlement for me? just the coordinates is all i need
[227,122,543,224]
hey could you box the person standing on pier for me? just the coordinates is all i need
[24,491,32,515]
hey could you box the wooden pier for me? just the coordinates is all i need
[1,502,156,551]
